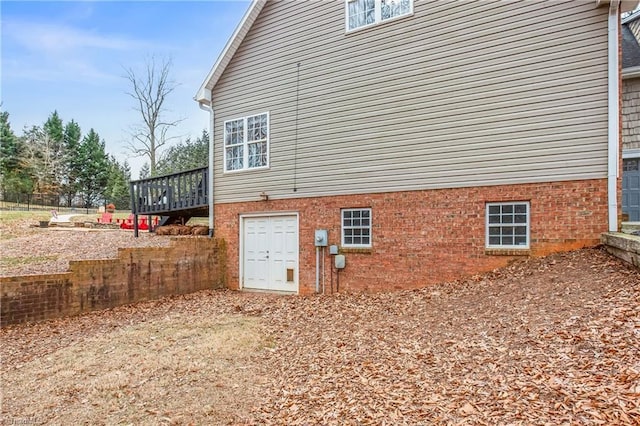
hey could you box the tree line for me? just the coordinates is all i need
[139,129,209,179]
[1,59,210,211]
[0,110,131,210]
[0,109,209,211]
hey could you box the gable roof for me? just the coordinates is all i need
[195,0,640,102]
[195,0,266,105]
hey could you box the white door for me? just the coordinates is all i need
[242,215,298,293]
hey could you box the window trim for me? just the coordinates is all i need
[341,208,372,248]
[344,0,414,33]
[485,201,530,250]
[223,112,270,173]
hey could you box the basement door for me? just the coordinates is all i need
[623,159,640,222]
[242,215,298,293]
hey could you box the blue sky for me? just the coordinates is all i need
[1,0,251,178]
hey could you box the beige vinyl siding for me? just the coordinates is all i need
[210,0,609,203]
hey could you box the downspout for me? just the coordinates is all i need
[607,0,620,232]
[198,90,215,238]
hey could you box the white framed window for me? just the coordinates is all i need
[341,208,372,248]
[486,202,530,249]
[345,0,413,32]
[224,112,269,172]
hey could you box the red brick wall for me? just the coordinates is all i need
[215,179,610,294]
[0,237,227,326]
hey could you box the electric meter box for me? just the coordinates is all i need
[335,254,346,269]
[314,229,328,246]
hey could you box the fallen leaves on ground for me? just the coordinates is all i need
[0,219,170,276]
[1,247,639,425]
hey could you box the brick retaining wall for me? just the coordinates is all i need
[0,237,227,326]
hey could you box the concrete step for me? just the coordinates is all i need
[621,222,640,234]
[602,232,640,269]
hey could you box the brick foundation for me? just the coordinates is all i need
[215,179,611,294]
[0,237,227,326]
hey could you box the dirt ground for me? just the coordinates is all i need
[0,216,171,277]
[1,246,639,425]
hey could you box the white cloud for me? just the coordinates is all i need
[2,57,117,83]
[1,18,157,84]
[3,19,151,55]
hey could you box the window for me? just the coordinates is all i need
[486,202,530,249]
[341,208,372,247]
[345,0,413,32]
[224,112,269,172]
[624,159,639,171]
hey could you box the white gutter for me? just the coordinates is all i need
[622,7,640,23]
[598,0,640,13]
[623,65,640,79]
[198,90,215,237]
[608,1,621,232]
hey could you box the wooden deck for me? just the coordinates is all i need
[130,166,209,236]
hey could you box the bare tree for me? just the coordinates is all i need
[22,126,63,195]
[124,57,182,176]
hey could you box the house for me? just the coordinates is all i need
[193,0,639,294]
[622,9,640,221]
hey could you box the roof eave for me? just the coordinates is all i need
[597,0,640,13]
[622,8,640,22]
[623,65,640,78]
[194,0,267,104]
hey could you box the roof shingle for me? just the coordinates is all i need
[622,24,640,69]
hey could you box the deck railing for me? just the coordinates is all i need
[130,166,208,215]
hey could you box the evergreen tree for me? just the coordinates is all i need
[0,111,19,175]
[1,110,130,208]
[77,129,110,209]
[104,156,131,209]
[0,112,33,200]
[43,111,66,197]
[139,162,150,179]
[61,120,82,206]
[43,111,64,147]
[155,129,209,175]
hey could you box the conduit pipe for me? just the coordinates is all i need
[315,246,320,293]
[322,246,326,294]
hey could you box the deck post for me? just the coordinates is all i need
[130,181,138,238]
